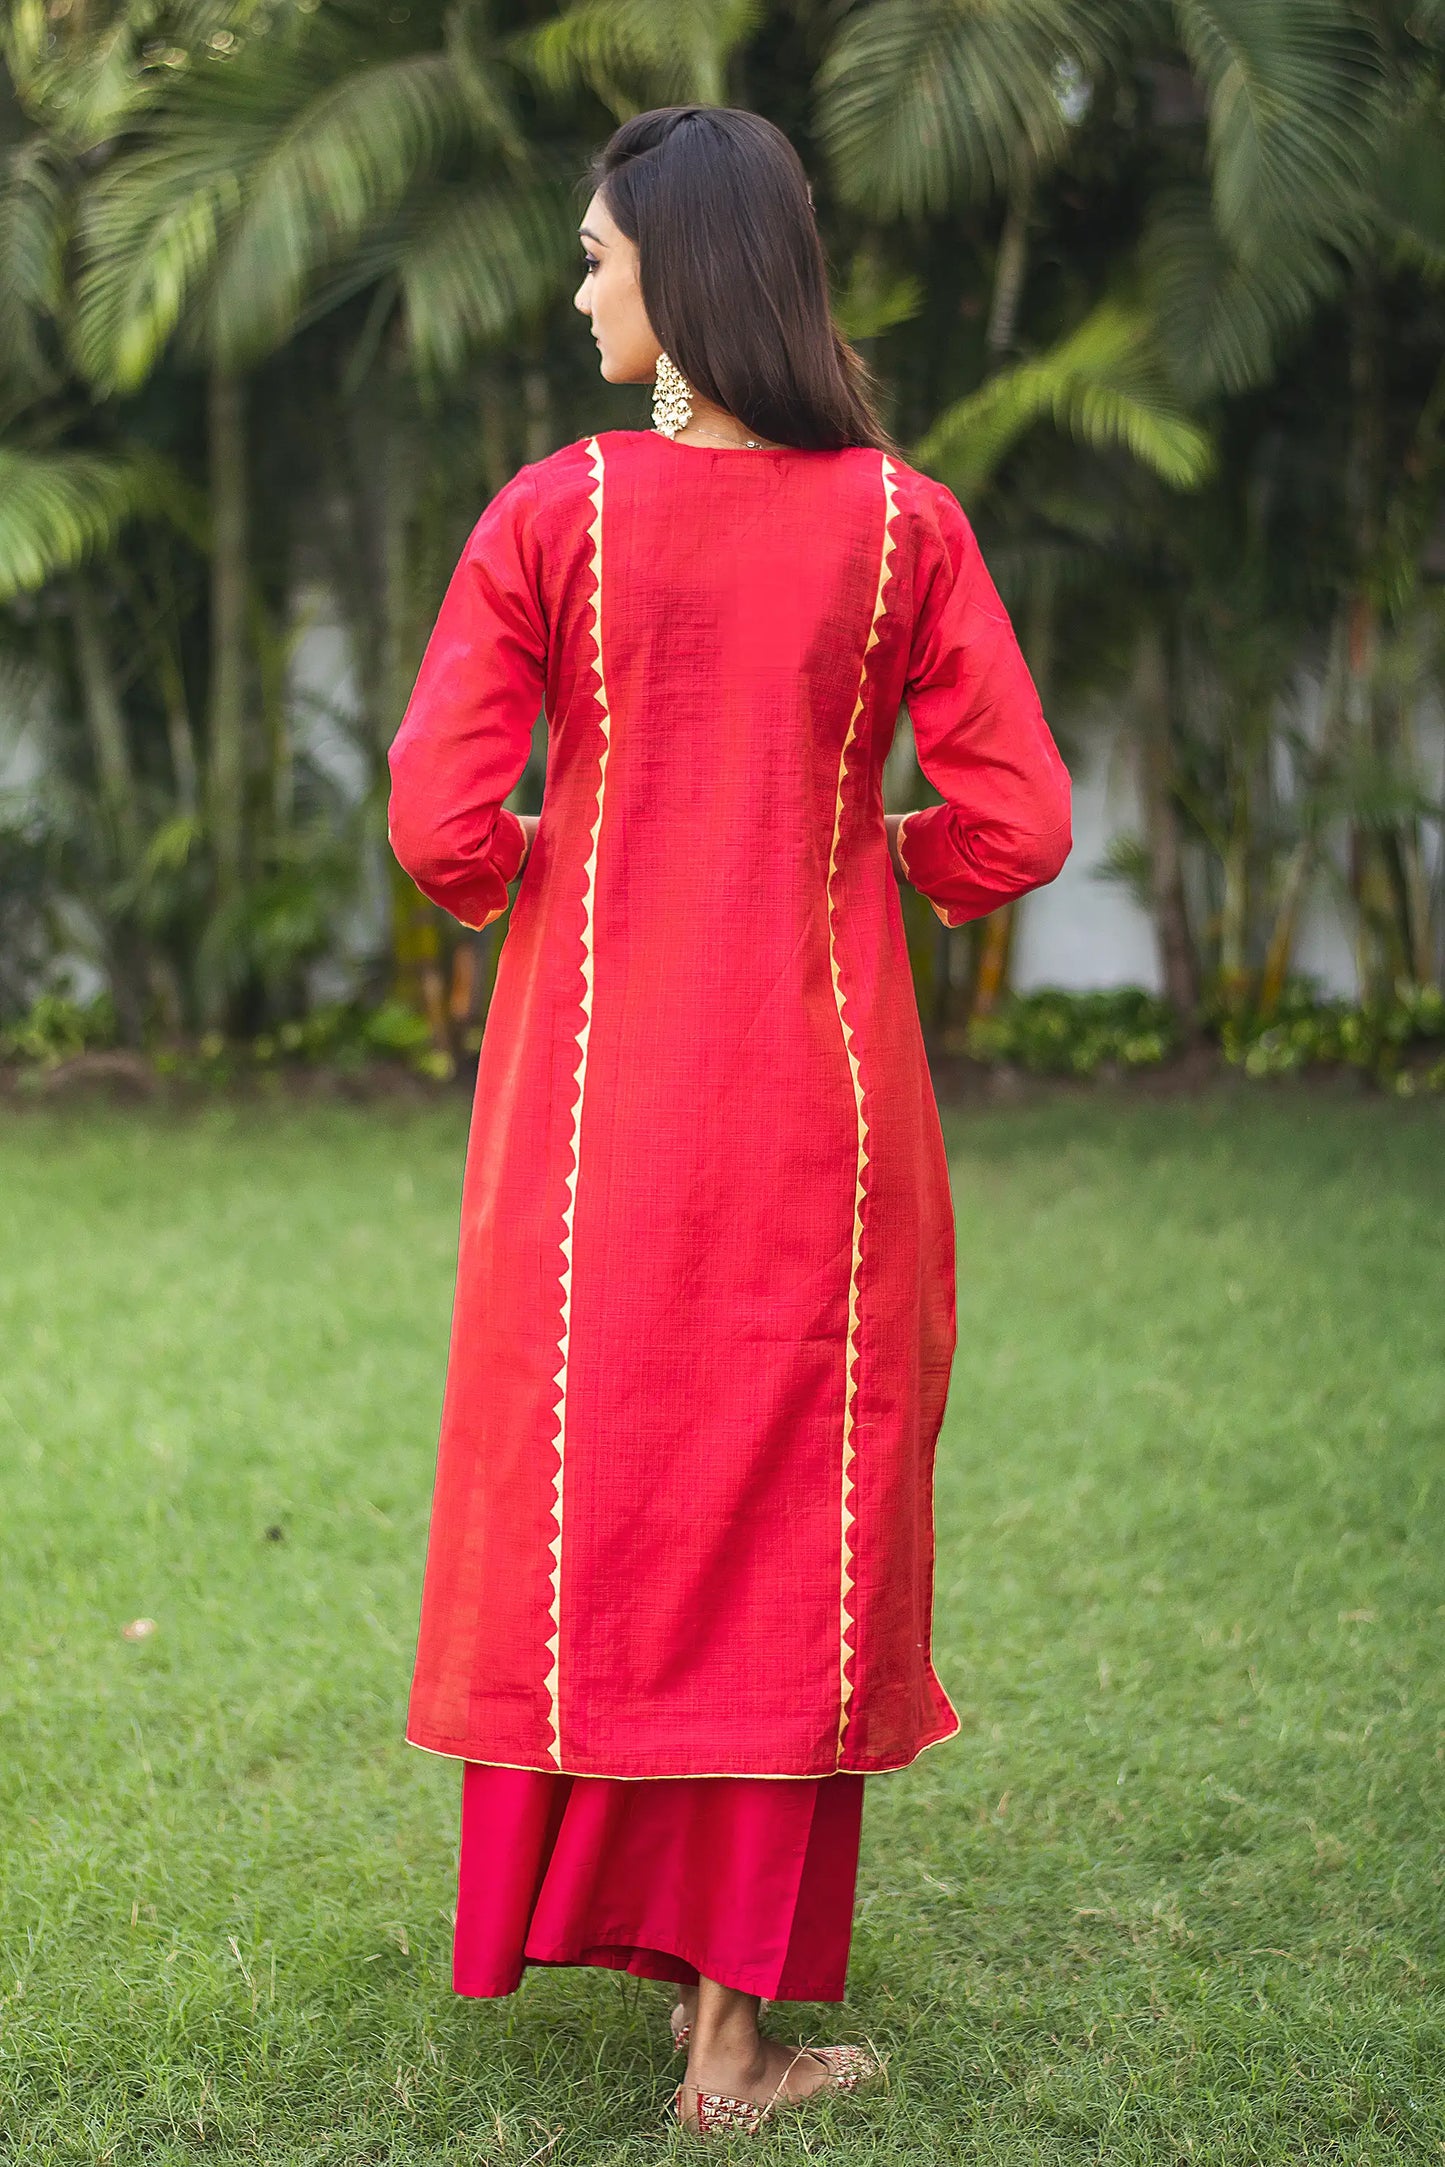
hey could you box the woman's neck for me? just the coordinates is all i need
[672,391,779,450]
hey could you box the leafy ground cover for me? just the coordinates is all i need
[1,1087,1441,2164]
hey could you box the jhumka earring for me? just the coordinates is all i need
[651,350,693,438]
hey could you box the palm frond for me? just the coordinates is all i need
[815,0,1129,217]
[1373,108,1445,276]
[1092,830,1154,910]
[0,446,161,598]
[71,119,246,392]
[915,300,1215,497]
[444,1,535,144]
[1172,0,1383,262]
[398,174,579,375]
[208,50,515,366]
[71,13,541,388]
[519,0,761,114]
[71,28,381,391]
[1140,182,1344,399]
[0,0,177,150]
[832,247,924,342]
[981,530,1105,602]
[0,137,70,401]
[1310,747,1445,831]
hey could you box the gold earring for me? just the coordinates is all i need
[651,351,693,438]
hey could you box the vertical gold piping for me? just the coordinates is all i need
[543,436,613,1768]
[827,451,899,1759]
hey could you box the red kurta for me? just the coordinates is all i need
[388,428,1071,1780]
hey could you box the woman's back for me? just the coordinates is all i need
[389,427,1069,959]
[387,426,1069,1780]
[391,101,1076,2117]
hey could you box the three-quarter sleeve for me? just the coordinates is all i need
[387,466,546,930]
[895,482,1072,928]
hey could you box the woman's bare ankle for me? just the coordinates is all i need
[687,1980,766,2082]
[680,1980,836,2107]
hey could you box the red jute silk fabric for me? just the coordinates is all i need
[453,1764,864,2000]
[389,430,1072,1779]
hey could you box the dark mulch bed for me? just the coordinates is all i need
[0,1038,1402,1113]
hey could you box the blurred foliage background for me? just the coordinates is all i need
[1,0,1443,1080]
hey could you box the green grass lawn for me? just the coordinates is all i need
[1,1085,1442,2164]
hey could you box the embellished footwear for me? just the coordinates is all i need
[671,2043,879,2136]
[673,2081,770,2136]
[804,2042,879,2090]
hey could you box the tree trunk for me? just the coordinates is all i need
[207,366,250,907]
[1218,828,1249,1004]
[970,907,1015,1019]
[1257,837,1312,1019]
[141,534,202,819]
[1394,704,1437,990]
[1133,622,1200,1031]
[1342,275,1385,1001]
[1258,605,1350,1018]
[1399,815,1439,993]
[69,575,141,860]
[368,338,451,1035]
[930,919,954,1034]
[379,402,417,748]
[964,182,1038,1025]
[986,175,1032,363]
[161,659,200,818]
[69,575,148,1041]
[973,552,1057,1023]
[522,358,554,466]
[479,368,512,503]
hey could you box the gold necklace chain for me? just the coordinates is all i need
[669,422,768,450]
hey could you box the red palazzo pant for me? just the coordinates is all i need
[454,1764,866,2001]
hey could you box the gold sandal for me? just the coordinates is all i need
[671,2043,879,2136]
[797,2043,876,2088]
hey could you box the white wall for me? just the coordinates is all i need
[1012,709,1162,994]
[1006,682,1445,1001]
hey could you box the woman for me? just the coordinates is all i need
[387,105,1072,2136]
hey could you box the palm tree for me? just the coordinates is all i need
[812,0,1406,1023]
[2,0,1441,1049]
[4,0,585,1033]
[72,1,569,890]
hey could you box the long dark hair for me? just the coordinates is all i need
[589,107,893,453]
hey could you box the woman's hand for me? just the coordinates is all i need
[885,813,907,879]
[515,814,540,874]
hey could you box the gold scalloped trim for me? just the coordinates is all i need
[402,1717,961,1778]
[542,435,612,1769]
[826,451,899,1761]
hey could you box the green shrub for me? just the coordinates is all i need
[0,993,117,1067]
[6,979,1443,1095]
[148,1002,451,1085]
[1220,978,1445,1088]
[960,978,1445,1091]
[964,987,1180,1076]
